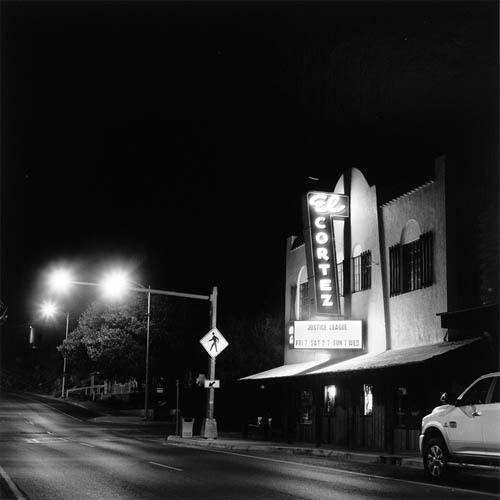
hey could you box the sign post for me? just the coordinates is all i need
[199,286,228,439]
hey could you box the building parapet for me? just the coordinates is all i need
[379,180,435,208]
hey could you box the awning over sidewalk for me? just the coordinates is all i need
[239,358,332,381]
[240,338,480,381]
[309,338,480,375]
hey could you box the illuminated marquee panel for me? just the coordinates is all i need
[302,191,349,316]
[294,320,362,349]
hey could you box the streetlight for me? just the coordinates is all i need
[40,300,70,398]
[48,269,73,293]
[46,267,218,427]
[101,270,132,300]
[48,268,102,294]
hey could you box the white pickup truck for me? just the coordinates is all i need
[419,372,500,479]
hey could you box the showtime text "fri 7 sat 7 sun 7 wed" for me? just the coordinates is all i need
[295,339,361,348]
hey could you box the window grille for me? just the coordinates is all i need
[352,255,361,292]
[298,281,310,320]
[389,243,402,296]
[337,261,344,297]
[290,284,297,322]
[390,231,433,296]
[351,250,372,293]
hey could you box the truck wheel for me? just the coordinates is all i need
[423,437,449,480]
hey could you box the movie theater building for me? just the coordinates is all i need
[241,156,499,453]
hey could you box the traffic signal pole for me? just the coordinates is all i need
[200,286,218,439]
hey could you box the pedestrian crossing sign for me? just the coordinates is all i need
[200,328,228,358]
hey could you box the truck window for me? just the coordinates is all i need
[458,377,492,406]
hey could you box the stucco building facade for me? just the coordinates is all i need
[242,156,498,452]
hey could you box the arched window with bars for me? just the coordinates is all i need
[389,220,433,296]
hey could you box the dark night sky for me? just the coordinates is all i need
[1,1,498,353]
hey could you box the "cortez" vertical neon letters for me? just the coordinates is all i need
[303,191,349,316]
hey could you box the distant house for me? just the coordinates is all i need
[242,156,499,452]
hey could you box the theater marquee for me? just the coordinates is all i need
[293,320,362,349]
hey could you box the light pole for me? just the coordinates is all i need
[61,311,70,398]
[144,286,151,419]
[124,282,151,420]
[40,301,70,398]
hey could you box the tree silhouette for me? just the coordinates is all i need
[58,294,209,385]
[58,295,149,381]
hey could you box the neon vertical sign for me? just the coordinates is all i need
[302,192,349,316]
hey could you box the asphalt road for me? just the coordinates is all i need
[0,393,498,500]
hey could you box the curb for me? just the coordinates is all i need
[165,436,422,470]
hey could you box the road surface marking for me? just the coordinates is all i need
[79,442,95,447]
[148,461,183,472]
[208,449,498,498]
[0,464,27,500]
[25,437,68,443]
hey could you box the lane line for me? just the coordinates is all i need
[0,464,27,500]
[148,461,184,472]
[207,449,499,499]
[79,442,95,447]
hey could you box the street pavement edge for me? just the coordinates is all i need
[165,435,423,470]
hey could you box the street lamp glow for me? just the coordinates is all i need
[49,269,73,293]
[40,300,58,319]
[101,269,130,299]
[41,263,217,426]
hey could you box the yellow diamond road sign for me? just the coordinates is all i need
[200,328,228,358]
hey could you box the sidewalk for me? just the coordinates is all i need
[29,392,422,470]
[26,392,173,427]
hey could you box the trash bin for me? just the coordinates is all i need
[181,418,194,438]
